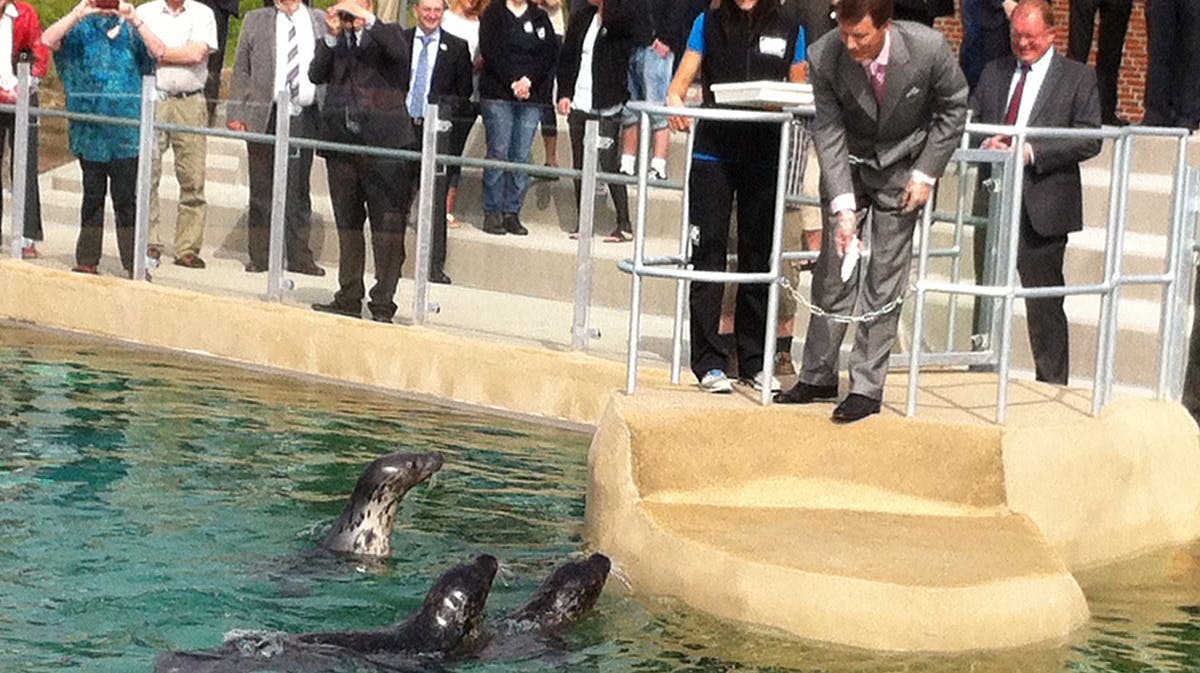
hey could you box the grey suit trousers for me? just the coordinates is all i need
[800,204,918,399]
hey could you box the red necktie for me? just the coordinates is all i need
[1004,63,1031,125]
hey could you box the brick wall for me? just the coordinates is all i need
[934,0,1148,122]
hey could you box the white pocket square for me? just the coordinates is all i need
[905,86,921,98]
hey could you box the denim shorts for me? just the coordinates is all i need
[622,44,672,130]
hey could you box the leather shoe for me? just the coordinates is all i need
[288,262,326,277]
[245,261,266,273]
[502,213,528,236]
[174,253,206,269]
[429,270,452,284]
[830,393,881,424]
[312,301,361,318]
[482,212,506,235]
[1102,114,1129,127]
[369,312,393,324]
[774,381,838,404]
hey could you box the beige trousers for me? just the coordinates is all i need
[149,93,208,258]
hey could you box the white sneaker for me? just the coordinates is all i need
[649,158,668,181]
[699,369,733,394]
[741,370,782,392]
[619,154,636,176]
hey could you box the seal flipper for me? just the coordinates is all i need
[319,451,444,557]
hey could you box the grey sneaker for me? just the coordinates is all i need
[699,369,733,394]
[739,370,782,392]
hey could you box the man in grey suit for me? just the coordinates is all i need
[227,0,326,275]
[970,0,1101,385]
[774,0,967,423]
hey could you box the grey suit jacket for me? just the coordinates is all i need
[808,20,967,209]
[970,51,1101,237]
[227,6,326,135]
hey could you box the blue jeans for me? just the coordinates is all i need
[621,44,673,130]
[481,99,542,214]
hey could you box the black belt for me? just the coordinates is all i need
[163,90,203,100]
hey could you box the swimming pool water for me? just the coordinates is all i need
[2,322,1199,673]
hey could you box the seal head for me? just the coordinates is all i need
[320,451,444,557]
[503,553,611,633]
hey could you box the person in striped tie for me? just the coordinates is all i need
[227,0,327,276]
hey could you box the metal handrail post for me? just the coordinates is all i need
[1156,141,1195,395]
[945,126,973,351]
[995,130,1029,424]
[1102,131,1134,408]
[906,198,936,417]
[132,76,158,282]
[670,124,697,385]
[412,103,441,325]
[266,89,292,301]
[758,116,792,406]
[1091,131,1127,413]
[10,61,31,259]
[571,118,601,350]
[625,113,652,394]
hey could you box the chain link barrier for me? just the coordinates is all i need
[780,274,914,325]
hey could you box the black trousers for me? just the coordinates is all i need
[1016,213,1070,385]
[204,7,233,121]
[1144,0,1200,128]
[77,157,137,271]
[1183,266,1200,423]
[405,120,450,274]
[325,153,411,319]
[0,91,43,240]
[245,106,318,269]
[444,102,479,189]
[1067,0,1132,120]
[688,156,778,380]
[566,110,630,233]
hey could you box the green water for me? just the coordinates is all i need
[2,322,1200,673]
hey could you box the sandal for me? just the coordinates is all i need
[447,213,464,229]
[603,229,634,243]
[568,231,581,240]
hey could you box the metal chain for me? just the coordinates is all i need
[780,275,914,324]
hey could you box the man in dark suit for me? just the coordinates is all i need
[774,0,967,422]
[891,0,954,26]
[971,0,1101,385]
[961,0,1014,90]
[403,0,472,285]
[198,0,239,125]
[1066,0,1131,125]
[309,0,415,323]
[1142,0,1200,130]
[227,0,326,276]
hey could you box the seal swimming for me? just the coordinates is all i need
[319,451,444,557]
[154,554,499,673]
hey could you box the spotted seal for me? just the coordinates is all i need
[154,554,499,673]
[319,451,443,557]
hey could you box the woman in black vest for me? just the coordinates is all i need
[666,0,806,394]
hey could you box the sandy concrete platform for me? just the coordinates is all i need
[585,388,1200,652]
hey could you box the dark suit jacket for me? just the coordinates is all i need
[309,20,415,151]
[402,27,473,120]
[228,6,326,134]
[556,0,640,110]
[970,51,1102,237]
[808,20,968,208]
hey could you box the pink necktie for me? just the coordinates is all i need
[869,61,886,106]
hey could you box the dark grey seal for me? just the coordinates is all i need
[473,553,612,661]
[154,553,499,673]
[319,451,443,557]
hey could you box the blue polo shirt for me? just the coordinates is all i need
[55,15,155,162]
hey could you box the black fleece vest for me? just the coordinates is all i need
[695,0,799,159]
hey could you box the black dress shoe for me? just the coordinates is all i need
[288,263,327,277]
[245,261,266,273]
[831,393,881,424]
[1102,114,1129,127]
[482,212,506,235]
[312,301,361,318]
[502,213,528,236]
[774,381,839,404]
[369,312,393,324]
[429,270,452,284]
